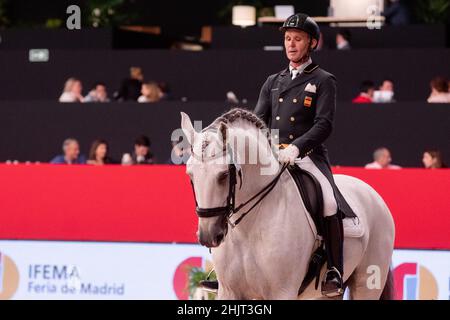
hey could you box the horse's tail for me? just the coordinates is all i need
[379,268,395,300]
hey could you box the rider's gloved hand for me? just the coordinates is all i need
[278,144,300,165]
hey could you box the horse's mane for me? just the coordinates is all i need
[205,108,271,147]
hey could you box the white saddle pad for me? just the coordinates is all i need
[343,217,364,238]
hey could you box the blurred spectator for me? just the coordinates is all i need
[365,147,401,169]
[84,82,110,103]
[427,76,450,103]
[59,78,84,103]
[87,139,113,165]
[50,138,86,164]
[115,67,144,101]
[122,135,155,165]
[336,29,351,50]
[138,82,163,103]
[166,137,191,165]
[352,80,375,103]
[316,32,324,51]
[382,0,410,26]
[373,79,395,103]
[158,82,171,100]
[422,149,447,169]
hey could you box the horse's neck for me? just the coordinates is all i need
[226,168,316,278]
[235,163,278,202]
[230,127,279,197]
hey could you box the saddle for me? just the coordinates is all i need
[287,165,328,295]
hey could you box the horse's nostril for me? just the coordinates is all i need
[216,233,224,244]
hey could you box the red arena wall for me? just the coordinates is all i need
[0,165,448,250]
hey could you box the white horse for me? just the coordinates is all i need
[181,108,395,300]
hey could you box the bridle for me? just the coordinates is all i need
[190,147,289,228]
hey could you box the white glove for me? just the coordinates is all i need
[278,144,300,165]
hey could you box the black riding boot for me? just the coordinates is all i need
[199,280,219,293]
[321,213,344,297]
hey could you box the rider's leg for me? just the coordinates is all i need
[294,156,344,297]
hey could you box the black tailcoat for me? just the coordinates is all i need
[254,62,355,218]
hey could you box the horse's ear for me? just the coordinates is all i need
[180,112,195,145]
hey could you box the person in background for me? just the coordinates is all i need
[316,32,324,51]
[166,137,191,165]
[427,76,450,103]
[138,82,163,103]
[59,78,84,103]
[382,0,410,26]
[84,82,110,103]
[115,67,144,101]
[157,82,171,100]
[373,79,395,103]
[352,80,375,103]
[365,147,401,169]
[122,135,155,165]
[422,149,447,169]
[50,138,86,164]
[87,139,113,165]
[336,29,351,50]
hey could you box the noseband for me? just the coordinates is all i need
[190,160,288,228]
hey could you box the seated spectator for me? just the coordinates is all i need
[422,149,447,169]
[158,82,171,100]
[50,138,86,164]
[59,78,84,102]
[427,76,450,103]
[373,79,395,103]
[115,67,144,101]
[336,29,351,50]
[121,135,155,165]
[138,82,163,103]
[84,82,110,103]
[87,139,114,165]
[352,81,375,103]
[365,147,401,169]
[382,0,410,26]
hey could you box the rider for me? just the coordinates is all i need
[254,13,355,297]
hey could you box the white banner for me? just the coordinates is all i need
[0,241,449,300]
[0,241,210,300]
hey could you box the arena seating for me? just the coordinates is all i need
[0,101,448,167]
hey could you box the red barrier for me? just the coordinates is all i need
[0,164,448,249]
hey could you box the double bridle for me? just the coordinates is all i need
[190,151,288,228]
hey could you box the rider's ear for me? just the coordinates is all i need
[310,38,318,50]
[180,112,196,145]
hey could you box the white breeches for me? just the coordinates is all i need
[294,156,338,217]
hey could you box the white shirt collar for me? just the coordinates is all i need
[289,58,312,75]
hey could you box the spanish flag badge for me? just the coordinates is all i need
[304,96,312,107]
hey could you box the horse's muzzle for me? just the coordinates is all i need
[198,231,225,248]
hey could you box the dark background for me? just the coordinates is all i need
[0,101,448,167]
[3,0,330,27]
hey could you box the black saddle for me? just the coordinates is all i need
[287,165,325,236]
[287,165,328,295]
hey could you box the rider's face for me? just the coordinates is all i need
[284,29,315,64]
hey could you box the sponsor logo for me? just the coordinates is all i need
[394,262,438,300]
[0,252,20,300]
[173,257,213,300]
